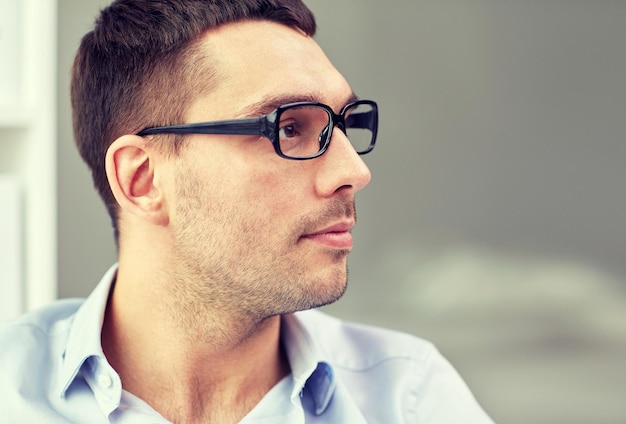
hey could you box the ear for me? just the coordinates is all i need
[105,135,169,226]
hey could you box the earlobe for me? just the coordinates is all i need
[105,135,169,226]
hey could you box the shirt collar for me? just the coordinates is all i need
[55,264,336,417]
[57,264,121,412]
[281,312,337,416]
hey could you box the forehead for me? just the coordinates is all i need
[187,20,353,120]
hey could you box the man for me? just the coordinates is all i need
[0,0,493,422]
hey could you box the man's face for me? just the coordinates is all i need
[163,21,371,318]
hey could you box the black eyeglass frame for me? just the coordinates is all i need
[137,99,378,160]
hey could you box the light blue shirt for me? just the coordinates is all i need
[0,265,493,423]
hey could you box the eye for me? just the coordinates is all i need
[275,105,330,157]
[279,121,301,139]
[278,120,309,154]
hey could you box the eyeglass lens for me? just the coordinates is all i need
[277,102,376,158]
[344,102,376,155]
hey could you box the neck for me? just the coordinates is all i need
[101,264,290,423]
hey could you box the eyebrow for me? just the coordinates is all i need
[238,92,360,118]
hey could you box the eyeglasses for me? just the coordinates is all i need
[137,99,378,160]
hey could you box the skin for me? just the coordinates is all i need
[102,20,371,423]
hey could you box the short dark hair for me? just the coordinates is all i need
[71,0,316,243]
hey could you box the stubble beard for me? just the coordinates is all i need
[166,179,355,340]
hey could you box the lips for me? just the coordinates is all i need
[301,221,355,249]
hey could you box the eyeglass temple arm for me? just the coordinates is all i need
[137,117,268,137]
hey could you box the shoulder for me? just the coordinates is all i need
[1,298,82,336]
[293,309,437,370]
[0,299,82,367]
[292,310,494,423]
[0,299,94,422]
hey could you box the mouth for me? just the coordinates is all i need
[300,221,355,249]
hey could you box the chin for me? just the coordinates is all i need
[294,269,349,312]
[262,260,349,316]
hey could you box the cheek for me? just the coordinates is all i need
[179,145,312,234]
[225,170,302,253]
[246,164,310,214]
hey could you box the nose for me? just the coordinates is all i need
[314,128,372,197]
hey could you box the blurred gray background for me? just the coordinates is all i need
[58,1,626,423]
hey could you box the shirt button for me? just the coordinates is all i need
[98,373,113,388]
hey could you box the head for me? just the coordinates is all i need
[72,0,375,322]
[71,0,316,242]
